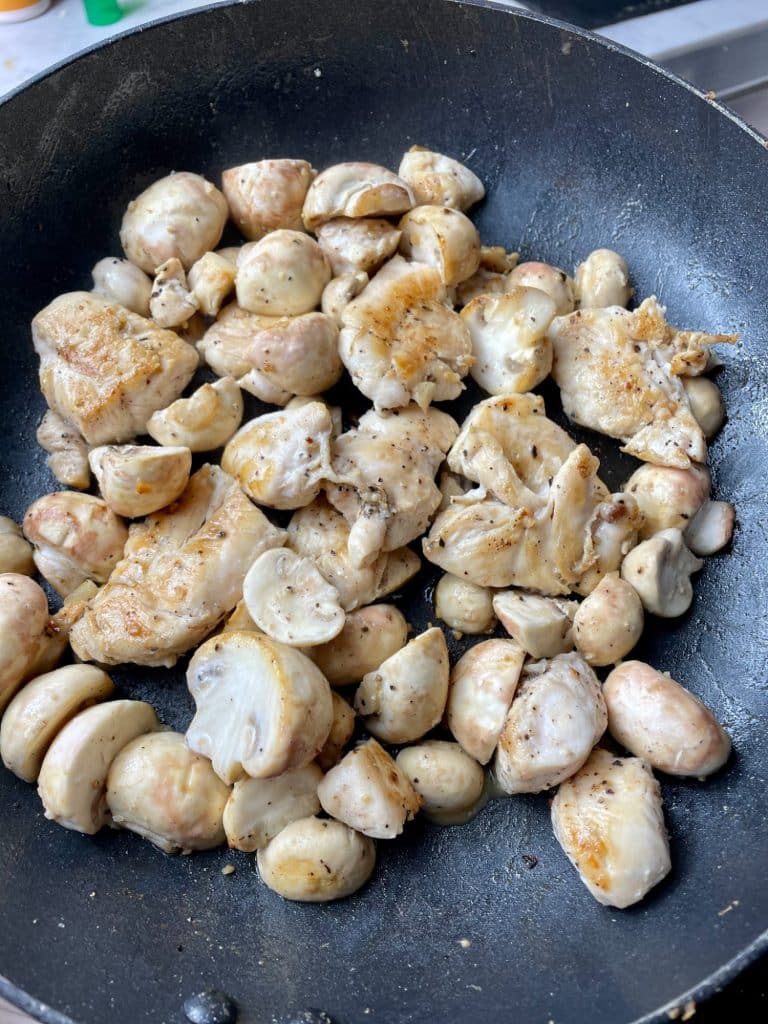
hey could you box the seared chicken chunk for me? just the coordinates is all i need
[36,410,91,489]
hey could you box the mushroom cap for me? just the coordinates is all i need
[89,444,192,517]
[398,206,481,286]
[396,741,485,824]
[236,230,331,317]
[321,271,369,325]
[624,463,710,540]
[434,573,495,634]
[397,147,485,211]
[146,378,244,453]
[307,604,408,687]
[508,261,575,316]
[222,159,316,240]
[302,162,414,230]
[223,763,322,852]
[0,517,34,576]
[620,527,703,617]
[91,257,153,316]
[573,572,644,666]
[0,573,54,713]
[574,248,633,309]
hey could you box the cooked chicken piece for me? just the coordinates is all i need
[222,401,335,510]
[223,764,323,852]
[198,304,342,404]
[621,528,703,618]
[447,639,525,764]
[683,376,725,437]
[396,741,485,826]
[0,517,34,576]
[492,591,577,659]
[398,206,480,286]
[222,159,316,240]
[89,444,192,518]
[325,404,458,565]
[574,248,632,309]
[307,604,408,687]
[549,298,737,467]
[146,378,243,452]
[321,271,369,326]
[120,171,228,273]
[354,627,449,744]
[91,257,152,316]
[625,463,710,540]
[23,492,128,597]
[287,498,421,611]
[317,692,356,771]
[302,162,414,230]
[186,630,332,783]
[69,465,286,667]
[317,739,421,839]
[508,261,575,316]
[32,292,198,445]
[551,748,671,908]
[36,410,91,489]
[187,251,236,316]
[149,258,199,328]
[494,653,607,794]
[316,218,401,277]
[397,146,484,210]
[434,573,495,634]
[339,256,473,410]
[0,574,61,714]
[236,231,330,316]
[462,288,556,395]
[684,499,735,556]
[573,573,644,666]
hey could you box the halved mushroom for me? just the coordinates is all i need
[574,248,633,309]
[257,815,376,902]
[242,547,345,647]
[624,463,711,540]
[223,763,323,852]
[573,572,644,666]
[149,258,199,328]
[236,231,330,316]
[37,699,161,834]
[0,574,59,714]
[222,159,316,240]
[398,206,481,286]
[397,147,484,211]
[186,631,333,783]
[306,604,408,687]
[321,271,369,325]
[36,410,91,490]
[146,378,243,452]
[396,741,485,826]
[492,591,577,659]
[0,517,34,576]
[684,499,735,556]
[302,162,414,230]
[88,444,191,518]
[507,261,575,316]
[91,257,153,316]
[317,692,356,771]
[316,218,402,277]
[354,627,449,744]
[317,739,421,839]
[434,573,495,634]
[23,491,128,597]
[620,528,703,617]
[447,638,525,764]
[683,377,725,438]
[187,251,236,316]
[1,664,114,783]
[494,653,607,794]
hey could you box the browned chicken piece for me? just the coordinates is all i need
[36,410,90,489]
[69,465,286,667]
[549,297,737,468]
[32,292,198,445]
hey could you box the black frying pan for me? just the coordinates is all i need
[1,2,766,1022]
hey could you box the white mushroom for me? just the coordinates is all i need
[186,631,333,783]
[146,378,243,452]
[223,763,323,852]
[216,246,242,265]
[37,700,161,834]
[36,410,91,490]
[397,146,484,211]
[149,258,199,328]
[257,815,376,902]
[23,492,128,597]
[494,653,607,794]
[492,591,577,659]
[624,463,711,540]
[354,627,449,744]
[88,444,192,518]
[1,664,114,783]
[0,574,58,714]
[398,206,480,286]
[317,692,356,771]
[317,739,421,838]
[316,218,401,277]
[222,159,316,240]
[242,547,345,647]
[396,741,485,825]
[434,573,495,634]
[684,499,735,556]
[683,377,725,437]
[91,257,153,316]
[455,246,520,307]
[620,528,703,617]
[574,248,632,308]
[306,604,408,687]
[120,171,228,272]
[0,517,34,576]
[222,599,263,635]
[321,271,369,325]
[302,162,414,230]
[572,572,644,666]
[236,230,330,317]
[107,731,229,853]
[604,661,731,777]
[447,638,525,764]
[187,251,236,316]
[461,287,557,395]
[508,261,575,316]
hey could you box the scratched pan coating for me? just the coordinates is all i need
[0,2,766,1023]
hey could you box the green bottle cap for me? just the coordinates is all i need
[83,0,123,26]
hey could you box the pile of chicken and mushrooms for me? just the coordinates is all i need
[0,147,736,909]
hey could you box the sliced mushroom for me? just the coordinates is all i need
[88,444,191,518]
[91,256,153,316]
[222,159,316,240]
[317,739,421,839]
[397,146,484,211]
[620,528,703,617]
[243,547,345,647]
[149,258,199,328]
[1,664,114,783]
[302,162,414,230]
[508,261,575,316]
[37,699,161,834]
[316,693,356,771]
[0,517,34,576]
[223,763,323,852]
[574,248,632,309]
[36,410,91,490]
[23,491,128,597]
[0,574,57,714]
[187,251,236,316]
[321,271,369,325]
[316,218,401,277]
[396,741,485,826]
[684,499,735,556]
[398,206,480,286]
[492,591,577,660]
[186,631,333,783]
[257,815,376,902]
[306,604,408,687]
[573,572,644,666]
[146,378,243,452]
[434,573,495,635]
[494,653,607,794]
[354,627,449,744]
[683,377,725,438]
[624,463,711,540]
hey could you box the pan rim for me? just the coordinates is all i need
[0,1,765,1022]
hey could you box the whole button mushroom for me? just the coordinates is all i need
[146,378,244,452]
[434,573,495,635]
[574,248,633,309]
[321,271,369,326]
[302,162,414,230]
[107,731,230,853]
[492,591,577,660]
[236,231,331,316]
[223,763,322,852]
[91,257,153,316]
[316,218,401,277]
[624,463,711,540]
[120,171,228,273]
[0,517,34,576]
[256,815,376,902]
[396,741,485,826]
[89,444,192,517]
[398,206,481,287]
[604,661,731,777]
[684,500,735,556]
[683,377,725,438]
[398,146,485,211]
[620,528,703,617]
[508,261,575,316]
[0,574,58,714]
[222,158,316,240]
[573,572,644,667]
[306,604,408,687]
